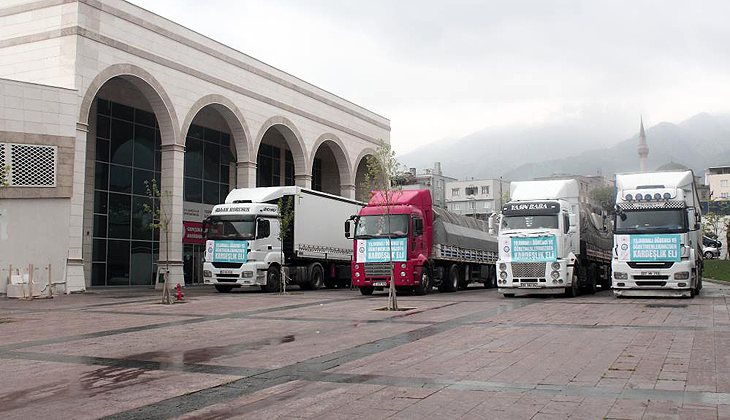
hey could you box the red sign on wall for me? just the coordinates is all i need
[183,221,205,244]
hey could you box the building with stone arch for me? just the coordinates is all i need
[0,0,390,292]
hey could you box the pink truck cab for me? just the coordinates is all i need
[345,190,498,296]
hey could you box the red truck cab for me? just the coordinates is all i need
[347,190,434,295]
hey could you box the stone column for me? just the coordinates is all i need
[65,122,90,293]
[157,143,185,289]
[340,183,356,199]
[236,161,256,188]
[295,174,312,189]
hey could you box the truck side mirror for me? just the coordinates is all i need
[488,217,494,234]
[257,219,270,239]
[344,220,351,238]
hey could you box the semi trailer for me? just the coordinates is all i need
[612,170,702,298]
[203,187,363,292]
[346,189,498,295]
[496,179,613,297]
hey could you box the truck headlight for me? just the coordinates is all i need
[355,264,360,270]
[499,271,508,280]
[203,270,212,278]
[401,263,407,269]
[355,272,360,277]
[550,271,560,280]
[499,263,507,271]
[551,262,560,271]
[614,272,628,280]
[242,271,253,278]
[400,271,406,277]
[674,271,690,280]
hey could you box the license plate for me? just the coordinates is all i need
[519,283,541,288]
[372,282,387,287]
[640,271,660,276]
[221,270,234,275]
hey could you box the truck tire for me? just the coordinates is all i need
[584,265,597,295]
[565,268,580,298]
[215,285,233,293]
[484,266,497,288]
[600,265,611,289]
[262,266,281,293]
[414,267,432,295]
[439,264,459,293]
[360,286,374,296]
[302,263,324,290]
[503,293,515,298]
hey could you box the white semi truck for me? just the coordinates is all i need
[612,171,703,298]
[496,179,613,297]
[203,187,363,292]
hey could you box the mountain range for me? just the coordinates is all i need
[398,113,730,182]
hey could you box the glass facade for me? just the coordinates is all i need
[92,99,161,286]
[184,124,232,205]
[256,143,294,187]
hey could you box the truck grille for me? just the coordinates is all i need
[212,262,243,269]
[511,262,546,278]
[364,262,392,278]
[628,262,674,269]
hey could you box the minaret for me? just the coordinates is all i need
[638,117,648,172]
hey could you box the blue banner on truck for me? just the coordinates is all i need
[627,234,681,262]
[511,236,557,262]
[356,238,407,262]
[206,240,248,263]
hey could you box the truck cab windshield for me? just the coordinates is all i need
[205,215,256,240]
[615,209,687,234]
[355,214,409,238]
[501,215,559,230]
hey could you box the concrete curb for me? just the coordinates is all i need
[703,277,730,286]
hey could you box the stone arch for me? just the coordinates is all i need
[79,63,179,146]
[254,116,308,185]
[180,94,253,163]
[353,147,376,201]
[309,133,353,196]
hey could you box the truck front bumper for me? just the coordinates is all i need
[611,260,694,297]
[351,262,418,287]
[203,261,269,287]
[496,260,573,294]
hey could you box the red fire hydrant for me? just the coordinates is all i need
[176,284,184,302]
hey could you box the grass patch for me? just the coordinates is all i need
[703,260,730,282]
[0,318,12,324]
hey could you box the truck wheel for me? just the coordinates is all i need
[414,267,432,296]
[584,265,597,295]
[503,293,515,298]
[305,263,324,290]
[565,269,580,298]
[439,264,459,292]
[360,286,374,296]
[484,266,497,288]
[262,267,281,293]
[215,285,233,293]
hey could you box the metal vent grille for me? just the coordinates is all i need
[511,262,546,278]
[364,262,392,277]
[0,143,6,186]
[1,143,57,187]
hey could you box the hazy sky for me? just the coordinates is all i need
[128,0,730,154]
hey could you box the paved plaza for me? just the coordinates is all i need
[2,282,730,419]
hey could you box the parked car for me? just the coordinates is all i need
[703,236,722,259]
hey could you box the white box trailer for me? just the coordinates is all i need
[203,187,363,292]
[612,171,702,297]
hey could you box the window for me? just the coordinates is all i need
[92,99,161,287]
[722,180,728,187]
[465,186,478,195]
[312,157,323,191]
[184,124,232,205]
[722,192,729,199]
[481,186,489,195]
[452,188,460,196]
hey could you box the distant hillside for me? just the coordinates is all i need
[399,112,730,182]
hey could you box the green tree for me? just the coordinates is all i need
[142,179,174,304]
[0,165,9,189]
[277,196,295,294]
[363,139,408,311]
[590,186,616,215]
